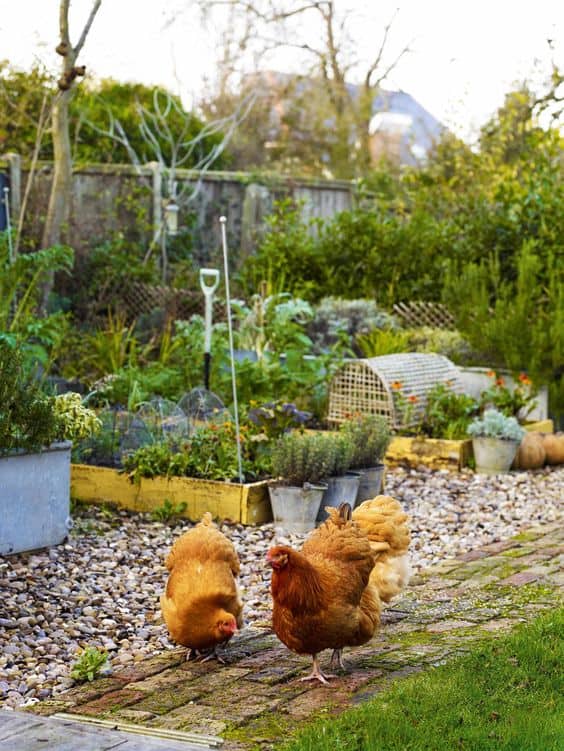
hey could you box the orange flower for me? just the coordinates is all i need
[487,370,496,378]
[391,381,403,391]
[407,395,418,404]
[495,377,505,387]
[518,373,532,386]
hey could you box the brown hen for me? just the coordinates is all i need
[160,512,243,662]
[267,495,410,683]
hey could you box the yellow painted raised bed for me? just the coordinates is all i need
[524,419,554,433]
[386,436,472,470]
[70,464,272,525]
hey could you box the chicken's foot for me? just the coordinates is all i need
[300,655,336,685]
[187,646,227,664]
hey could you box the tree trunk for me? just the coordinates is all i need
[39,0,101,312]
[42,90,73,251]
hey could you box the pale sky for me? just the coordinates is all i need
[0,0,561,140]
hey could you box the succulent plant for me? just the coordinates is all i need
[467,409,526,442]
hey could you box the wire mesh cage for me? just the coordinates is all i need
[327,352,463,430]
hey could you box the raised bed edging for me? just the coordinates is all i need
[385,419,554,470]
[70,465,272,525]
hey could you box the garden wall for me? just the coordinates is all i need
[3,157,353,266]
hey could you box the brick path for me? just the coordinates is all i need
[30,523,563,750]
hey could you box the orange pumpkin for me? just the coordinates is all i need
[513,432,546,470]
[541,432,564,465]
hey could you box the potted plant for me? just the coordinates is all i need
[316,431,360,523]
[341,414,391,502]
[0,341,101,554]
[268,430,333,533]
[467,408,525,475]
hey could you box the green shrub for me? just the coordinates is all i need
[356,327,411,357]
[0,340,59,454]
[271,431,335,486]
[420,383,478,439]
[340,414,391,469]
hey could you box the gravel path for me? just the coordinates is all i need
[1,464,562,710]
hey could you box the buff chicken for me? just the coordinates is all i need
[160,512,243,662]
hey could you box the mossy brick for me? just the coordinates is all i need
[244,664,304,685]
[476,540,520,555]
[150,704,229,735]
[236,646,298,669]
[185,667,253,693]
[112,650,186,682]
[112,708,157,723]
[57,677,125,704]
[284,687,342,720]
[498,571,540,586]
[131,681,206,714]
[66,687,148,716]
[479,618,523,633]
[23,700,76,717]
[456,550,489,562]
[426,619,475,633]
[511,529,547,543]
[498,546,536,558]
[127,666,196,693]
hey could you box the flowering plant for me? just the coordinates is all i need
[479,371,537,420]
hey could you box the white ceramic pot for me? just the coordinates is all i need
[472,437,520,475]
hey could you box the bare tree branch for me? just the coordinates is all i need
[74,0,102,57]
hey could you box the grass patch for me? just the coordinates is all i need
[280,608,563,751]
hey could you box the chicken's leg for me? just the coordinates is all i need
[329,648,347,671]
[300,654,336,685]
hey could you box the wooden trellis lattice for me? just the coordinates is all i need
[393,301,455,330]
[116,282,226,322]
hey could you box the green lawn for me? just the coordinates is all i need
[281,608,563,751]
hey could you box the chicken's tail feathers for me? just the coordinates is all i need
[353,495,411,602]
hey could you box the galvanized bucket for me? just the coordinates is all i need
[356,464,385,503]
[472,438,519,475]
[317,472,361,523]
[268,483,327,534]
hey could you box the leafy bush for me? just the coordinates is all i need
[307,297,396,355]
[232,290,314,358]
[0,340,59,454]
[53,392,102,443]
[406,327,478,365]
[247,401,312,440]
[356,327,411,357]
[123,421,270,483]
[467,408,526,441]
[420,383,478,439]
